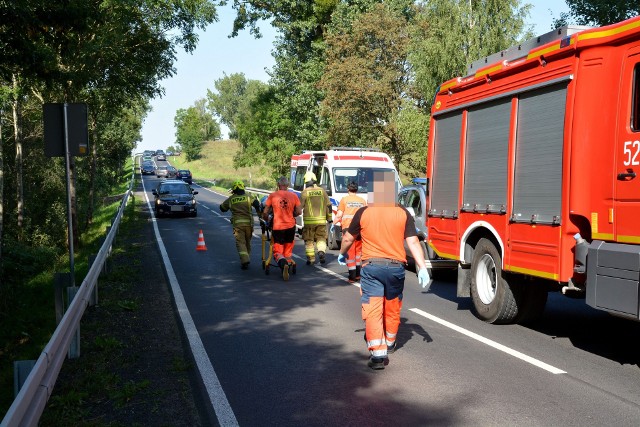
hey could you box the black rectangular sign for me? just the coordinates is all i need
[43,103,89,157]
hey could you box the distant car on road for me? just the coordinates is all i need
[175,169,193,184]
[155,165,169,178]
[156,153,166,161]
[167,165,177,178]
[152,179,198,217]
[141,163,155,175]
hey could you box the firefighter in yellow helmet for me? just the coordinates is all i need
[220,180,262,270]
[300,171,332,264]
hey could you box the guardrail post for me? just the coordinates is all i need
[13,360,36,397]
[67,286,81,359]
[54,272,71,325]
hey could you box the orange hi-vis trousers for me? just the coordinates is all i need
[272,226,296,265]
[360,263,405,358]
[346,239,362,271]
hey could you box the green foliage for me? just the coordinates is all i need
[207,72,251,138]
[174,99,221,161]
[562,0,639,26]
[320,3,416,173]
[410,0,532,104]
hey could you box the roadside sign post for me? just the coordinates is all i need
[43,103,89,288]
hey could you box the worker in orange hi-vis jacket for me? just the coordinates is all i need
[334,181,367,283]
[262,176,302,281]
[338,170,431,370]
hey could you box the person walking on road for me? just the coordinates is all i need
[263,176,302,281]
[334,181,367,282]
[300,171,332,265]
[338,171,431,370]
[220,180,262,270]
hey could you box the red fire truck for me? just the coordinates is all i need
[426,16,640,324]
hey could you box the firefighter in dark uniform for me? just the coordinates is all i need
[220,180,262,270]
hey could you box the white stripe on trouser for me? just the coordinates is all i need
[385,331,396,346]
[371,349,387,357]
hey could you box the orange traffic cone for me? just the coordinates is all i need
[196,230,207,251]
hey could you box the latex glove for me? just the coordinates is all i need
[337,253,347,265]
[418,267,432,291]
[330,223,335,233]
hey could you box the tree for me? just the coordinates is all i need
[174,99,221,161]
[562,0,640,27]
[320,3,418,174]
[410,0,532,104]
[207,73,267,139]
[0,0,218,260]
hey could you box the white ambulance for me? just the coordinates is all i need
[289,147,400,249]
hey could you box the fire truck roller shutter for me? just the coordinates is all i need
[430,111,463,218]
[512,83,568,224]
[463,98,511,214]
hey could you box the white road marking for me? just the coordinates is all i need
[409,308,566,375]
[141,178,239,426]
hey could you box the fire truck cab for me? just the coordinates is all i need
[290,147,399,249]
[427,16,640,324]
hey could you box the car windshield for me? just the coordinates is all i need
[333,167,396,193]
[179,170,189,174]
[158,184,190,195]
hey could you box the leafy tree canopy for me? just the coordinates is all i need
[174,99,221,161]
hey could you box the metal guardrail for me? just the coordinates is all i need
[1,160,136,427]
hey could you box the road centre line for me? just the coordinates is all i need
[409,308,566,375]
[142,179,239,426]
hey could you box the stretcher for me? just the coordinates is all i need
[260,217,277,274]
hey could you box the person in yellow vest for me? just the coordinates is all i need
[220,180,262,270]
[300,171,332,265]
[334,181,367,282]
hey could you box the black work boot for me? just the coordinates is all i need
[319,251,326,264]
[348,270,357,283]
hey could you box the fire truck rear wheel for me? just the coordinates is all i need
[470,238,518,324]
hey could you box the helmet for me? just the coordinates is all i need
[231,180,245,191]
[304,171,317,182]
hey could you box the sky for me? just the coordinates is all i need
[137,0,570,153]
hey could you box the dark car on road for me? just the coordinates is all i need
[141,163,155,175]
[152,180,198,217]
[175,169,193,184]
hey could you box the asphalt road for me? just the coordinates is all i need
[142,171,640,427]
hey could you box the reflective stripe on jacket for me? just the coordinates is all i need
[300,185,331,225]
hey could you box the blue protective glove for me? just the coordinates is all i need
[418,267,432,291]
[337,253,347,265]
[330,223,335,233]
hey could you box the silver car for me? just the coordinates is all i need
[156,166,169,178]
[397,178,433,260]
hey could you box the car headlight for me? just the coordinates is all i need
[190,199,196,205]
[156,199,167,206]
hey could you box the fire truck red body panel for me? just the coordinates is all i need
[426,17,640,321]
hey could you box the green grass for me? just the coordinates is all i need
[168,139,273,190]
